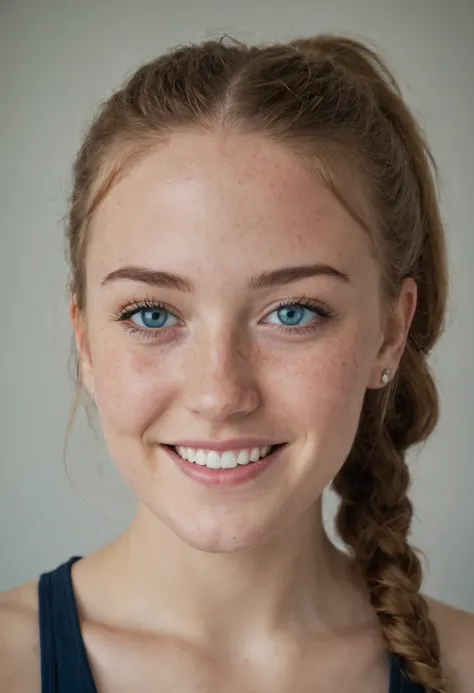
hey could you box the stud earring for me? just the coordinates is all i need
[381,368,391,386]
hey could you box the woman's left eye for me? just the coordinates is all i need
[264,301,332,332]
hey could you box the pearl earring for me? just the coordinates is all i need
[381,368,391,386]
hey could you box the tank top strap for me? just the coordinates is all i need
[389,652,429,692]
[38,556,97,693]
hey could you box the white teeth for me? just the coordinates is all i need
[206,451,221,469]
[173,445,275,469]
[237,450,250,465]
[221,451,238,468]
[195,450,206,466]
[249,447,261,462]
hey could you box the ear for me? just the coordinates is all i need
[367,277,418,389]
[69,296,95,397]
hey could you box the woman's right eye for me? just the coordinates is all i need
[112,301,182,339]
[129,306,180,330]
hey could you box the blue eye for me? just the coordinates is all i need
[265,301,331,331]
[267,304,312,327]
[130,307,179,330]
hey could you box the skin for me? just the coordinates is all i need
[1,131,473,692]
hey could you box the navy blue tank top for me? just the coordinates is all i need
[38,556,426,692]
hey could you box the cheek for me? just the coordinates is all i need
[91,332,176,436]
[271,330,372,491]
[274,334,369,427]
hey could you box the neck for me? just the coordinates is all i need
[86,500,372,645]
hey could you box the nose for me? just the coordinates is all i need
[183,330,261,423]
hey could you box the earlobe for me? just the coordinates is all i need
[368,277,418,390]
[69,296,95,396]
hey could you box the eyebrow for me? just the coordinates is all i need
[101,263,351,292]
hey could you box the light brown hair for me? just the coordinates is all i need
[65,34,449,692]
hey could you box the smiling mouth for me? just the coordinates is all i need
[163,443,285,470]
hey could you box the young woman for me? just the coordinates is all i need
[1,33,473,693]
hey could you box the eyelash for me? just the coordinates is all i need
[111,295,335,341]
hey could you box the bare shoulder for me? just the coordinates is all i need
[0,580,41,692]
[425,594,474,692]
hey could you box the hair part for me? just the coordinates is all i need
[65,33,449,691]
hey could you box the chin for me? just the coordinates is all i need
[161,505,280,554]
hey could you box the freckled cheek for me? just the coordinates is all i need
[92,340,176,431]
[273,342,367,431]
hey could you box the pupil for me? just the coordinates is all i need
[280,306,303,325]
[143,309,165,327]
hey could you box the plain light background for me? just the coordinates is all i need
[1,0,473,608]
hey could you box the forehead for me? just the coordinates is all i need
[87,132,376,285]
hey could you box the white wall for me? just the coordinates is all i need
[1,0,473,609]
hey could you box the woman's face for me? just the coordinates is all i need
[72,132,416,552]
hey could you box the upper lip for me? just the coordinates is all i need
[164,439,285,452]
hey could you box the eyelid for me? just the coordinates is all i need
[265,296,333,313]
[111,297,181,322]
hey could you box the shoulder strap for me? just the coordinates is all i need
[38,556,97,693]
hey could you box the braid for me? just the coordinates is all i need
[332,341,449,692]
[289,34,450,691]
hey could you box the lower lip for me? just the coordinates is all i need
[162,444,286,487]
